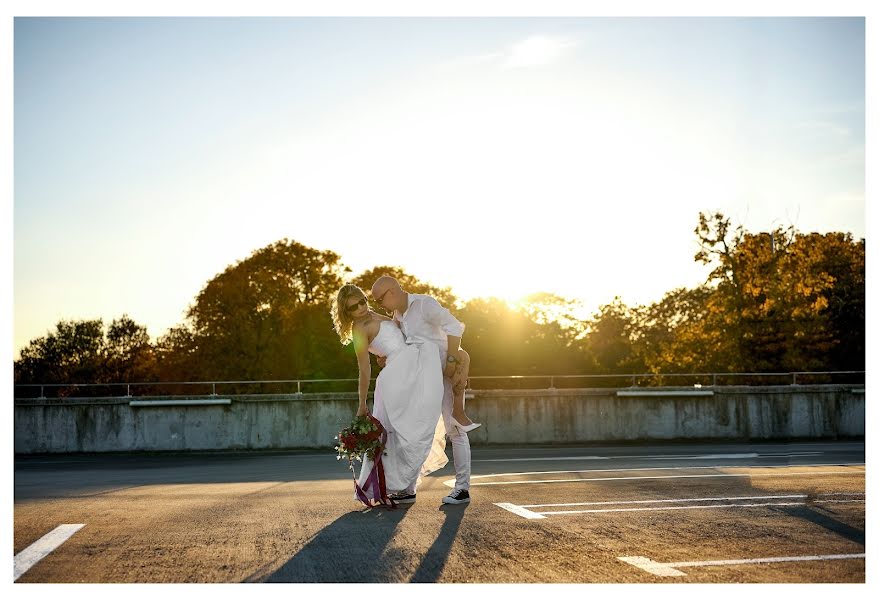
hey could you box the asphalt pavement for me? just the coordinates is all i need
[13,440,865,583]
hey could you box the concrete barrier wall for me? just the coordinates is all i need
[14,385,865,454]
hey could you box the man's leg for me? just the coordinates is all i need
[441,376,472,499]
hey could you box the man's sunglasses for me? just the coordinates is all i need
[346,298,367,313]
[374,288,391,304]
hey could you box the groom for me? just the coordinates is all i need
[371,275,472,505]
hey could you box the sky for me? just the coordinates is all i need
[12,15,866,357]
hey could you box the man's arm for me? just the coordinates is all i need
[421,297,465,377]
[443,334,461,377]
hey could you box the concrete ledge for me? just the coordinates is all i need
[14,384,864,453]
[617,390,715,397]
[129,399,232,407]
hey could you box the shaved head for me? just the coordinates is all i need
[371,275,399,299]
[371,275,406,312]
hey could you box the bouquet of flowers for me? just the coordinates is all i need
[335,413,395,507]
[336,414,384,463]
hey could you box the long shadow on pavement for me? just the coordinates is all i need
[408,503,468,583]
[247,502,468,583]
[250,506,411,582]
[774,504,865,546]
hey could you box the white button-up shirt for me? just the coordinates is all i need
[395,293,465,356]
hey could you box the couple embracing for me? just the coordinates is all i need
[331,276,480,506]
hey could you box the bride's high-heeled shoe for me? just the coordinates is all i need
[451,416,481,433]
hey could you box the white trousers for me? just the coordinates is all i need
[406,374,471,493]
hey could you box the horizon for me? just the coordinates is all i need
[13,17,865,357]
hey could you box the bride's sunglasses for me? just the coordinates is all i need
[346,298,367,313]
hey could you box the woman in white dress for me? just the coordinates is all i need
[331,284,448,497]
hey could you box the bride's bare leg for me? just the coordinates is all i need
[451,349,474,425]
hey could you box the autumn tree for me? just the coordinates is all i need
[691,211,864,372]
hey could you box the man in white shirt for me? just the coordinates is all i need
[371,275,472,505]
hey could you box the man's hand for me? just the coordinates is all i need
[443,362,457,378]
[376,356,387,369]
[356,404,368,417]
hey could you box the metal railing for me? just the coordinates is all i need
[12,371,866,400]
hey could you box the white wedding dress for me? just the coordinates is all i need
[356,320,448,493]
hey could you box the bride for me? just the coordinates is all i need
[331,283,447,498]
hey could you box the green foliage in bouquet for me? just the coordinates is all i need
[335,414,385,465]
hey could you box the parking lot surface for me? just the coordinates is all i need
[14,441,865,583]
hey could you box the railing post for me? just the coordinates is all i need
[39,385,45,399]
[632,375,636,387]
[792,372,797,385]
[297,381,301,394]
[126,384,131,398]
[212,382,217,396]
[712,373,717,387]
[549,376,555,389]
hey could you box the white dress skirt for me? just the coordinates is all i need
[356,320,448,493]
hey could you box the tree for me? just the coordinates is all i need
[14,316,157,396]
[579,298,642,374]
[15,319,105,385]
[184,239,351,382]
[105,315,155,383]
[633,286,721,373]
[691,211,864,372]
[456,297,585,378]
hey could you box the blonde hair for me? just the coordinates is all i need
[331,283,367,345]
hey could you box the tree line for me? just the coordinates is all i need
[14,212,865,396]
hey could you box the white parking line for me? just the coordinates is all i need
[520,493,810,508]
[455,469,864,488]
[474,456,609,462]
[14,524,85,581]
[494,503,546,519]
[472,451,824,463]
[539,499,864,515]
[445,462,865,487]
[473,461,863,479]
[618,552,866,577]
[648,453,758,459]
[496,493,865,519]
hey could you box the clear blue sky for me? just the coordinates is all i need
[13,17,865,356]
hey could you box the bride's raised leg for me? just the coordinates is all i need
[450,350,479,429]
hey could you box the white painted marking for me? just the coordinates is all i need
[494,502,547,519]
[540,500,832,515]
[520,494,808,508]
[648,453,758,459]
[473,451,824,463]
[618,556,686,577]
[14,524,85,581]
[459,470,863,487]
[474,456,609,462]
[616,390,714,396]
[444,462,864,487]
[443,463,865,488]
[471,461,862,479]
[619,553,865,577]
[759,452,825,457]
